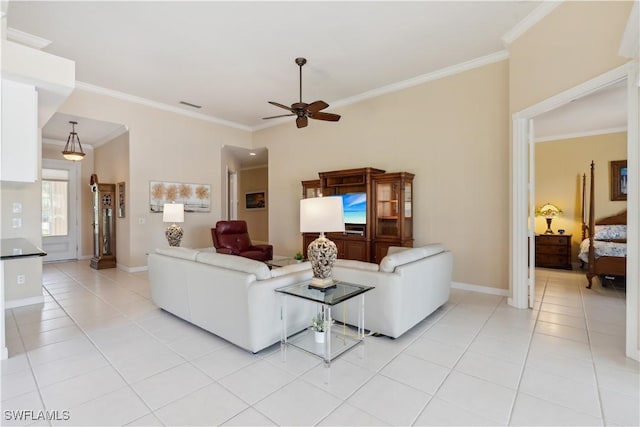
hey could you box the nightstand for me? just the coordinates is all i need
[535,234,572,270]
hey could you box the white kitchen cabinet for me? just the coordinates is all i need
[1,79,38,182]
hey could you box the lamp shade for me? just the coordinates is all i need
[300,197,345,233]
[536,203,562,218]
[162,203,184,223]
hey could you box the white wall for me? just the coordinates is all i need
[58,89,252,268]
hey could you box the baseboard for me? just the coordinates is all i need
[5,295,45,309]
[117,263,148,273]
[451,281,509,297]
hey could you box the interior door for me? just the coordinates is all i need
[528,119,536,308]
[42,159,79,261]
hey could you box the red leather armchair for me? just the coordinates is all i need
[211,220,273,261]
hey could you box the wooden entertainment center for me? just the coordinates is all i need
[301,167,414,263]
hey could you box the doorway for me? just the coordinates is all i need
[42,159,80,261]
[510,64,639,361]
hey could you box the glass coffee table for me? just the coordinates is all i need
[276,280,374,367]
[266,258,303,269]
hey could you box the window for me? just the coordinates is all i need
[42,168,69,237]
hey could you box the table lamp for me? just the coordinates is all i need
[300,196,345,289]
[536,203,562,234]
[163,203,184,246]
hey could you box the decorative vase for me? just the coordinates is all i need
[314,331,325,344]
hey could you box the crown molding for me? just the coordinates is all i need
[502,1,563,46]
[74,81,253,132]
[535,126,627,143]
[7,27,51,50]
[252,50,510,132]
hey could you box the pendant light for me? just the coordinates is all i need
[62,120,85,161]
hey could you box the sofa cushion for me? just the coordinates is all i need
[421,243,445,257]
[380,247,435,273]
[334,259,379,272]
[386,246,410,255]
[196,252,271,280]
[270,261,311,278]
[156,247,200,261]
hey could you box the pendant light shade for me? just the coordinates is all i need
[62,121,85,161]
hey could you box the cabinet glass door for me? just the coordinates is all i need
[376,181,400,238]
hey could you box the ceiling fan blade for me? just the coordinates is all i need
[306,100,329,113]
[296,116,308,128]
[268,101,294,112]
[263,113,296,120]
[309,112,341,122]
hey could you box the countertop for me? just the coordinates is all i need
[1,238,47,260]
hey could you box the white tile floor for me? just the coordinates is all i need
[2,262,638,426]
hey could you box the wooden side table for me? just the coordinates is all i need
[535,234,572,270]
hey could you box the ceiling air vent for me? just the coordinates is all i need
[179,101,202,109]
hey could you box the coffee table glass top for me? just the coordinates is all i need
[266,258,303,268]
[276,281,373,306]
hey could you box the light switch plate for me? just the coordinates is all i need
[12,202,22,213]
[12,218,22,228]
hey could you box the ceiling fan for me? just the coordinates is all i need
[263,57,341,129]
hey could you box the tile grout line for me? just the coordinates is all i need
[504,271,549,426]
[38,265,163,426]
[9,308,52,427]
[407,294,509,426]
[578,275,608,425]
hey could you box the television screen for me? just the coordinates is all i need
[340,193,366,224]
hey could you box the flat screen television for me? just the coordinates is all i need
[332,193,366,224]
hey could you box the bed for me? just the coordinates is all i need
[580,161,627,288]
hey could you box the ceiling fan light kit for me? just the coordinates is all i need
[263,57,341,128]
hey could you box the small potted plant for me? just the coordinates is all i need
[294,252,304,263]
[311,314,330,343]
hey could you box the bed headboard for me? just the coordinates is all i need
[596,211,627,226]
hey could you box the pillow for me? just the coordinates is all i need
[334,259,379,272]
[155,247,200,261]
[594,225,626,240]
[196,252,271,280]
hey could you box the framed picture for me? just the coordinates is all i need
[149,181,211,212]
[610,160,627,201]
[117,182,126,218]
[245,190,266,210]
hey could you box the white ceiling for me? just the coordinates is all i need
[9,1,541,130]
[8,1,627,150]
[534,80,627,142]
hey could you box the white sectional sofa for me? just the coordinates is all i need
[331,244,453,338]
[147,243,452,353]
[147,247,314,353]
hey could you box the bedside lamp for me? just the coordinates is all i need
[536,203,562,234]
[163,203,184,246]
[300,196,345,289]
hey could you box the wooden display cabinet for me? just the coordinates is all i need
[372,172,414,263]
[301,167,414,263]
